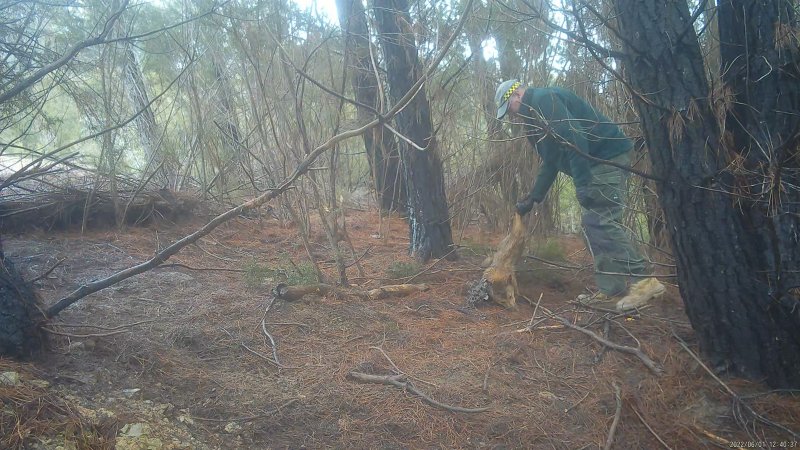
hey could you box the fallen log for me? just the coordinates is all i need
[366,283,429,300]
[271,283,429,301]
[0,188,199,232]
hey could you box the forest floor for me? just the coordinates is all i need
[2,208,799,449]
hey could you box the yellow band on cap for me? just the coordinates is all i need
[502,82,521,103]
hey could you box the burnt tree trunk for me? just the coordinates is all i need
[374,0,454,261]
[336,0,406,212]
[613,0,800,387]
[0,237,45,357]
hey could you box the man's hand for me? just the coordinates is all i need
[515,196,537,216]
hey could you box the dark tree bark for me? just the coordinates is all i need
[613,0,800,387]
[373,0,455,261]
[336,0,406,212]
[0,238,46,357]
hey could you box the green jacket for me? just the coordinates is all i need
[519,87,632,203]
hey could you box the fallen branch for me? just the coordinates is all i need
[29,258,65,283]
[369,346,438,388]
[593,319,612,364]
[155,263,245,273]
[260,296,280,365]
[42,318,162,337]
[366,283,429,300]
[271,283,429,301]
[632,406,672,450]
[604,382,623,450]
[550,313,663,375]
[348,372,489,413]
[221,328,297,369]
[191,399,299,423]
[42,328,130,338]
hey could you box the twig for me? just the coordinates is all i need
[222,328,292,369]
[632,406,672,450]
[526,293,544,329]
[264,322,310,328]
[154,263,245,273]
[673,333,799,439]
[403,248,459,283]
[42,328,130,338]
[191,399,299,423]
[593,319,612,364]
[604,382,623,450]
[43,318,162,337]
[194,242,239,262]
[51,319,160,331]
[348,371,489,413]
[369,346,438,388]
[516,293,554,332]
[550,312,663,375]
[29,258,65,283]
[690,425,746,450]
[260,296,280,365]
[564,390,591,413]
[482,361,491,392]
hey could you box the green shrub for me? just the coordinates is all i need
[285,262,318,286]
[459,238,492,257]
[385,261,421,279]
[531,238,567,262]
[243,257,318,287]
[243,260,276,288]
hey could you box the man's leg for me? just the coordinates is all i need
[580,153,650,296]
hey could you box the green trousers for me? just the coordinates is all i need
[578,152,650,296]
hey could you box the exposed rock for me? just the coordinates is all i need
[0,371,20,385]
[224,422,242,433]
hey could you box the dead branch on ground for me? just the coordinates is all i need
[42,318,162,338]
[190,399,299,423]
[271,282,429,301]
[260,296,280,365]
[29,258,65,283]
[347,372,489,413]
[604,382,623,450]
[632,406,673,450]
[549,312,664,375]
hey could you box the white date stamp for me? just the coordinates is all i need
[729,442,798,448]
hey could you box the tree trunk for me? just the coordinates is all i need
[0,239,45,357]
[124,45,169,187]
[336,0,406,212]
[373,0,455,261]
[613,0,800,387]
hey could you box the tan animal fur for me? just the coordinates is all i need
[482,213,528,309]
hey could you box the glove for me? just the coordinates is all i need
[515,196,537,216]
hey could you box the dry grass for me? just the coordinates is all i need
[2,210,798,448]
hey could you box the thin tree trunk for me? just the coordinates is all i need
[124,45,169,187]
[373,0,455,261]
[337,0,406,212]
